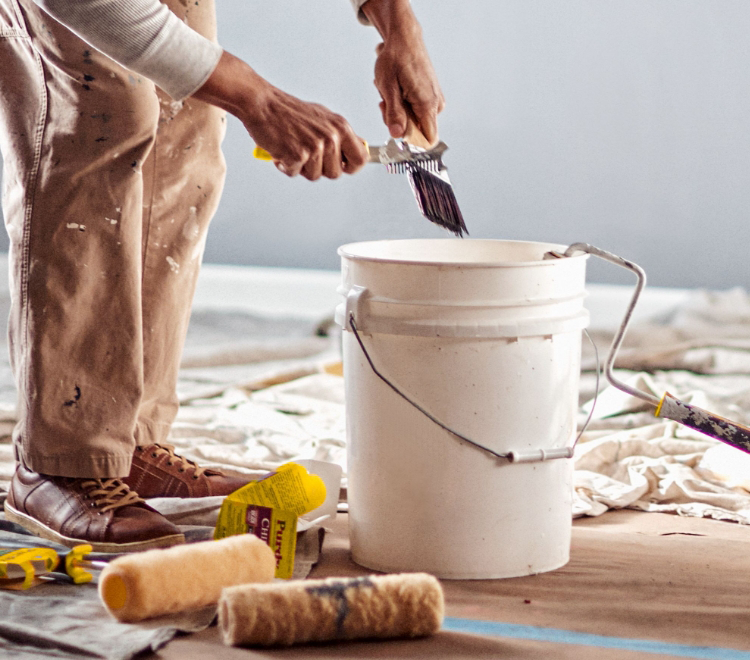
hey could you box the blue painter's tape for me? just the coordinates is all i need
[442,617,750,660]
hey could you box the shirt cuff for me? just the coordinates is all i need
[131,12,223,100]
[350,0,371,25]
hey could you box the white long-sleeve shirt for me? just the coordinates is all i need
[33,0,372,100]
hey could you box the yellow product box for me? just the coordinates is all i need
[214,462,326,579]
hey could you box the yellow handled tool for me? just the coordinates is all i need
[253,144,371,162]
[253,139,438,171]
[251,122,467,237]
[0,544,100,589]
[253,146,274,161]
[252,122,431,164]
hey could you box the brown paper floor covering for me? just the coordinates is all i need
[152,510,750,659]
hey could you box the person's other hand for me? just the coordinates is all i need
[363,0,445,144]
[244,80,368,180]
[194,52,368,180]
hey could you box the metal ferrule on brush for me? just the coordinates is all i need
[369,139,467,237]
[368,138,448,171]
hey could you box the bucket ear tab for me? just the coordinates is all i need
[345,286,368,332]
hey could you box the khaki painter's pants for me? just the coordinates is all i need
[0,0,227,477]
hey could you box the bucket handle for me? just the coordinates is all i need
[346,310,595,464]
[562,243,750,454]
[554,243,660,407]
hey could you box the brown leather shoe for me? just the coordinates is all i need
[123,443,251,498]
[4,465,185,553]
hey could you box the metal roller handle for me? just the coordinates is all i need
[564,243,750,454]
[563,243,660,407]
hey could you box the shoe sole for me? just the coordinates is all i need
[3,501,185,554]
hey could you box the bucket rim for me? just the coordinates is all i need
[337,238,588,267]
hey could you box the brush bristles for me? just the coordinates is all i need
[406,164,468,237]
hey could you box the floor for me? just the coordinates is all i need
[154,509,750,660]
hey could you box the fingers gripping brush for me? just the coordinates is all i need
[253,124,468,237]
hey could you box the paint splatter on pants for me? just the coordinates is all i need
[0,0,227,477]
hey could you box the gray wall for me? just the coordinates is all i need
[3,1,750,287]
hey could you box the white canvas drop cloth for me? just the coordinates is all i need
[575,287,750,523]
[0,257,749,526]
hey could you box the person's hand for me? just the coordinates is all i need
[194,52,368,180]
[362,0,445,144]
[242,80,368,180]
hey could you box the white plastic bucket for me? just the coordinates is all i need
[335,239,589,579]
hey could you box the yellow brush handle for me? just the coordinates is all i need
[253,146,274,161]
[253,142,370,162]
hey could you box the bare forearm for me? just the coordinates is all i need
[191,51,266,122]
[359,0,444,142]
[193,51,367,180]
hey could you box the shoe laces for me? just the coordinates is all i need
[140,443,212,479]
[80,478,143,513]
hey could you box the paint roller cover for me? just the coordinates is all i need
[99,535,275,622]
[219,572,444,647]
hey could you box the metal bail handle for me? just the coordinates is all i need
[346,309,579,465]
[561,243,660,408]
[563,242,750,454]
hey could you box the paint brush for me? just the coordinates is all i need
[253,124,467,237]
[372,122,468,237]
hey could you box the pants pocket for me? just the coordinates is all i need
[0,0,28,37]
